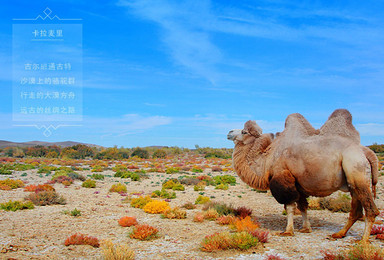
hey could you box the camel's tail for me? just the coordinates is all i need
[362,146,379,199]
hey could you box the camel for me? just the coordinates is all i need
[227,109,379,242]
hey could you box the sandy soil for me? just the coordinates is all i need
[1,167,383,260]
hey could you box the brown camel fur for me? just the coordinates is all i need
[227,109,379,242]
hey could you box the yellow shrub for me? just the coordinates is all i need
[143,200,170,214]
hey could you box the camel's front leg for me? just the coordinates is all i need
[297,196,312,233]
[280,203,295,236]
[299,210,312,233]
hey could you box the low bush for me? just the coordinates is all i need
[64,233,100,247]
[26,190,66,206]
[203,202,236,216]
[215,183,229,190]
[162,207,187,219]
[0,200,34,211]
[165,167,180,174]
[232,216,259,232]
[91,173,104,180]
[0,164,13,175]
[182,202,196,210]
[191,167,203,173]
[193,212,204,222]
[216,215,238,225]
[180,177,200,186]
[151,189,176,199]
[371,225,384,235]
[321,243,384,260]
[234,206,253,219]
[143,200,170,214]
[248,229,269,243]
[109,183,127,193]
[82,179,96,188]
[200,231,258,252]
[214,175,236,185]
[203,208,219,220]
[319,193,351,213]
[118,216,138,227]
[195,195,210,205]
[24,184,55,192]
[0,179,24,190]
[101,240,135,260]
[37,165,57,174]
[194,183,205,191]
[129,224,158,240]
[130,196,153,209]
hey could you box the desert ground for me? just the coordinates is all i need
[0,155,383,260]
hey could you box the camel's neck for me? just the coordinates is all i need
[232,136,271,190]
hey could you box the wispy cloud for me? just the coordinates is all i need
[84,113,172,137]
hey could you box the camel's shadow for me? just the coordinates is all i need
[256,213,351,233]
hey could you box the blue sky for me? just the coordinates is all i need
[0,0,383,148]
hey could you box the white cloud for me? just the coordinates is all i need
[356,123,384,136]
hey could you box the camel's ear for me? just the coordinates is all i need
[244,120,262,137]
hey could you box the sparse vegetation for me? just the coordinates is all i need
[26,190,66,206]
[0,200,34,211]
[101,240,135,260]
[129,224,159,240]
[64,233,100,247]
[109,183,127,193]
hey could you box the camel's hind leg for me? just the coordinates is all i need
[336,148,380,242]
[297,195,312,233]
[332,192,363,239]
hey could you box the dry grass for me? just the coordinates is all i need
[101,240,135,260]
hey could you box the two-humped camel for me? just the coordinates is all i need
[227,109,379,242]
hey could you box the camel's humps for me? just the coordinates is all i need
[227,109,379,242]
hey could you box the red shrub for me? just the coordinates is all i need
[248,229,269,243]
[118,216,138,227]
[377,234,384,240]
[64,233,100,247]
[235,206,253,219]
[24,184,55,192]
[129,224,158,240]
[371,225,384,235]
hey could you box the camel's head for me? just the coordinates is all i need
[227,120,263,145]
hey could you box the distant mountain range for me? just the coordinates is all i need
[0,140,102,149]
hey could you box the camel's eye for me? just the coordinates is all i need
[241,130,248,134]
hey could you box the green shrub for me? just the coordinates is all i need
[82,179,96,188]
[195,195,210,205]
[153,149,167,158]
[131,148,149,159]
[0,200,34,211]
[194,183,206,191]
[203,202,236,216]
[214,175,236,185]
[68,172,86,181]
[151,189,176,199]
[215,183,229,190]
[172,183,185,191]
[109,183,127,193]
[0,164,13,175]
[37,165,57,174]
[191,167,203,173]
[130,196,153,208]
[91,173,104,180]
[166,167,180,174]
[71,208,81,217]
[13,163,35,171]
